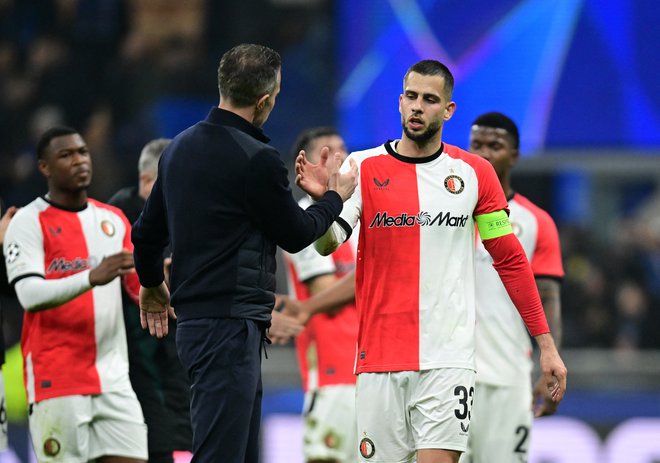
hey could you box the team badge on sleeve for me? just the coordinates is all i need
[100,220,116,237]
[444,175,465,194]
[5,242,20,263]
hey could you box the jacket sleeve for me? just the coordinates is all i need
[244,149,343,253]
[132,174,169,288]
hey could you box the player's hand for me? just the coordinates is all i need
[329,156,358,202]
[295,147,330,201]
[0,206,18,243]
[139,282,176,338]
[89,249,134,286]
[269,309,304,345]
[537,334,567,403]
[278,295,311,325]
[532,374,560,417]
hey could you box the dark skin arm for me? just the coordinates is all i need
[533,277,562,417]
[280,270,356,325]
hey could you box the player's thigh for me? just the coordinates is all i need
[89,389,148,461]
[461,383,532,463]
[303,385,357,463]
[411,368,476,455]
[28,395,93,462]
[356,372,415,463]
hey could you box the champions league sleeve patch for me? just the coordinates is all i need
[5,242,20,264]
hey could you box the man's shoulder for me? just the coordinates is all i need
[443,143,491,170]
[512,193,556,225]
[8,197,47,225]
[87,198,131,224]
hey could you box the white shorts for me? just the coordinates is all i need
[0,372,7,451]
[356,368,475,463]
[28,389,148,462]
[303,384,357,463]
[459,382,533,463]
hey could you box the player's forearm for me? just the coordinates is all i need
[537,278,562,348]
[534,332,559,354]
[14,272,93,311]
[304,270,356,314]
[483,233,549,336]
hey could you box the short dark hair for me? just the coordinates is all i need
[36,126,78,160]
[292,126,340,158]
[404,60,454,98]
[471,112,520,149]
[218,44,281,107]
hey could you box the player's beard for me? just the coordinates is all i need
[402,118,442,144]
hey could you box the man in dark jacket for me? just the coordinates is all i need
[108,138,192,463]
[131,43,357,463]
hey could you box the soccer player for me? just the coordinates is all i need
[283,127,359,463]
[302,60,567,463]
[131,44,357,463]
[459,112,564,463]
[2,126,147,463]
[108,138,192,463]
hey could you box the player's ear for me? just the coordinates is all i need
[256,94,269,111]
[444,101,456,121]
[37,158,50,178]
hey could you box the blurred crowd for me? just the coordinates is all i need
[561,195,660,350]
[0,0,332,205]
[1,0,658,353]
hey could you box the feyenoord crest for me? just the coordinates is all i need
[359,437,375,459]
[43,437,61,457]
[444,174,465,194]
[100,220,116,237]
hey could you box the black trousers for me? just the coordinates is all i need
[177,318,264,463]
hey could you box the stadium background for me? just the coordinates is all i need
[1,0,659,461]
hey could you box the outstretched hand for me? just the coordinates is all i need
[89,250,134,286]
[139,282,176,338]
[295,147,331,200]
[330,157,358,202]
[295,147,358,202]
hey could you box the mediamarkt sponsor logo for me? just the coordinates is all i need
[369,211,469,228]
[47,257,90,274]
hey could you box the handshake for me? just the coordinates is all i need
[268,294,310,345]
[294,146,358,203]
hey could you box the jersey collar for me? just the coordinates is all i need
[385,140,445,164]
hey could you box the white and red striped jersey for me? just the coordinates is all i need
[475,193,564,386]
[3,197,134,403]
[285,197,359,391]
[338,141,509,374]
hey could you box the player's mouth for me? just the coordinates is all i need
[408,117,424,130]
[74,168,91,178]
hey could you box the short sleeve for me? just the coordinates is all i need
[3,208,45,285]
[473,156,509,217]
[531,209,564,278]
